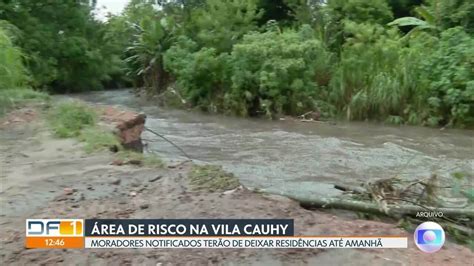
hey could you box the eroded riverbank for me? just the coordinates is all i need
[73,90,474,200]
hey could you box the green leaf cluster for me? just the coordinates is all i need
[0,20,27,90]
[164,37,231,112]
[420,27,474,127]
[227,25,332,117]
[0,0,123,92]
[48,101,97,138]
[2,0,473,127]
[329,21,427,122]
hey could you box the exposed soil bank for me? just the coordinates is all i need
[1,106,473,265]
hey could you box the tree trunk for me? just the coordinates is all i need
[286,194,474,219]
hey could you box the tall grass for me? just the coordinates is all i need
[0,20,27,90]
[0,21,49,115]
[0,89,49,115]
[329,22,429,123]
[48,102,97,138]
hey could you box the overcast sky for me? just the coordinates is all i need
[95,0,130,20]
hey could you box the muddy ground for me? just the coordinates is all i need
[0,108,473,265]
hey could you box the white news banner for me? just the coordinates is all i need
[85,237,408,249]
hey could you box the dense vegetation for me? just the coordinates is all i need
[0,0,473,127]
[0,20,48,114]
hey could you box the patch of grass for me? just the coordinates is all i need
[397,218,413,231]
[48,101,97,138]
[445,224,474,248]
[116,150,143,161]
[188,164,240,192]
[0,88,49,116]
[143,155,165,168]
[79,127,121,153]
[386,115,404,125]
[462,188,474,203]
[468,240,474,252]
[450,171,474,201]
[115,150,164,168]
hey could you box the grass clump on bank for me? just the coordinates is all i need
[48,101,97,138]
[79,127,121,153]
[0,88,49,116]
[47,101,123,153]
[46,101,164,164]
[188,165,240,192]
[115,150,164,168]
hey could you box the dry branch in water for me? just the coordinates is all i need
[295,196,474,219]
[292,175,474,220]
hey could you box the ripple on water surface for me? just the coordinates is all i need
[74,90,474,196]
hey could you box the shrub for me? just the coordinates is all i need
[48,102,97,138]
[0,88,49,115]
[420,27,474,127]
[327,0,394,25]
[164,36,231,112]
[125,15,176,92]
[0,21,28,90]
[227,25,333,117]
[0,21,50,115]
[0,2,122,92]
[190,0,263,53]
[329,21,428,122]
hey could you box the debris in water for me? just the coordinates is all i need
[148,175,163,182]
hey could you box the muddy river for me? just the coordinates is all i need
[75,89,473,198]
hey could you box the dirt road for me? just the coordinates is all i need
[1,108,472,265]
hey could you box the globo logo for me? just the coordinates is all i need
[414,222,445,253]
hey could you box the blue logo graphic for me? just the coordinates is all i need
[414,222,445,253]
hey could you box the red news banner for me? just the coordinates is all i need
[25,219,407,249]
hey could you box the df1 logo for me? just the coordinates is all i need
[414,222,445,253]
[26,219,83,237]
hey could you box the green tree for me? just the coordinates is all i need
[420,27,474,127]
[429,0,474,33]
[389,0,474,34]
[257,0,293,25]
[327,0,394,25]
[126,14,177,92]
[228,25,332,117]
[164,36,231,111]
[387,0,423,19]
[0,20,49,115]
[324,0,394,53]
[0,0,121,92]
[0,20,27,89]
[190,0,263,53]
[329,21,428,122]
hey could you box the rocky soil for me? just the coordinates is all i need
[1,107,473,265]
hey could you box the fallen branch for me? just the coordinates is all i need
[298,111,313,119]
[287,194,474,219]
[299,119,325,123]
[334,184,366,194]
[439,221,473,236]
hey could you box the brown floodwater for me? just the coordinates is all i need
[75,89,474,199]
